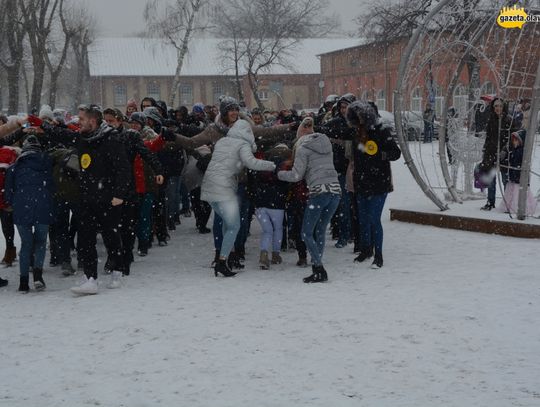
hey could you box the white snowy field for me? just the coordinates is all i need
[1,146,540,407]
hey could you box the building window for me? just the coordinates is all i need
[453,84,469,118]
[147,82,161,100]
[213,82,225,104]
[258,90,269,101]
[481,81,495,95]
[179,83,193,106]
[376,89,386,111]
[113,84,127,106]
[434,85,444,119]
[410,86,423,112]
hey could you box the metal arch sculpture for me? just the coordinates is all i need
[393,0,540,216]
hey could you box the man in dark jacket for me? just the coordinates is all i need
[69,105,131,295]
[103,108,166,277]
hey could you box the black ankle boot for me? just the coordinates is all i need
[303,265,327,283]
[18,276,29,293]
[0,277,8,287]
[371,253,383,269]
[214,259,236,277]
[227,252,245,270]
[354,246,373,263]
[212,250,220,266]
[32,268,46,291]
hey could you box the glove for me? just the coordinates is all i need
[28,115,43,127]
[161,128,176,141]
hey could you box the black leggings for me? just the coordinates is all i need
[0,209,15,249]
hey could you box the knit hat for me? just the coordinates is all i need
[346,100,378,130]
[143,107,162,125]
[39,104,54,121]
[325,94,339,104]
[22,135,42,153]
[192,103,205,114]
[129,112,146,128]
[53,108,67,124]
[127,99,138,110]
[219,96,240,117]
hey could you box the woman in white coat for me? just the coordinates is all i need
[201,120,276,277]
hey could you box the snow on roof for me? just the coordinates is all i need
[89,37,360,77]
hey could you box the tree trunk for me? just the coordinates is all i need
[6,64,20,115]
[49,72,59,108]
[29,52,46,113]
[247,71,265,110]
[167,0,201,107]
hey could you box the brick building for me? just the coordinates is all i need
[320,26,539,117]
[88,37,359,112]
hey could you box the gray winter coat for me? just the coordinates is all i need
[201,120,276,203]
[277,133,338,188]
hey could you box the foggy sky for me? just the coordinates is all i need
[74,0,364,37]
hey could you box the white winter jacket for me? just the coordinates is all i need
[201,120,276,203]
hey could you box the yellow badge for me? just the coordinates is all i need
[365,140,378,156]
[80,153,92,169]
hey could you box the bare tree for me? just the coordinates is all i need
[0,0,27,114]
[144,0,209,107]
[215,0,338,110]
[355,0,433,43]
[69,7,95,110]
[19,0,61,112]
[45,0,76,108]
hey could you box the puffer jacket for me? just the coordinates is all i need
[4,151,55,226]
[201,120,276,203]
[277,133,338,189]
[254,144,292,210]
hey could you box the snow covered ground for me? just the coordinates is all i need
[1,146,540,407]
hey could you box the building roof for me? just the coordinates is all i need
[89,37,360,77]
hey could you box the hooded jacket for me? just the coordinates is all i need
[4,151,55,226]
[201,120,276,203]
[507,129,527,184]
[277,133,338,189]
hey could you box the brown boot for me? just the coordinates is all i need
[259,251,270,270]
[2,247,16,267]
[271,252,282,265]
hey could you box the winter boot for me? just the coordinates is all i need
[237,246,246,261]
[167,218,176,231]
[71,275,98,295]
[354,247,374,263]
[214,259,236,277]
[18,276,30,293]
[371,253,383,269]
[481,202,495,211]
[303,265,327,283]
[259,251,270,270]
[61,261,76,277]
[32,268,46,291]
[2,246,16,266]
[198,226,211,234]
[0,277,8,287]
[227,252,244,270]
[271,252,282,265]
[296,256,308,267]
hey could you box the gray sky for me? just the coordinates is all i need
[74,0,364,37]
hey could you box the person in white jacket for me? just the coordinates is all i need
[201,120,276,277]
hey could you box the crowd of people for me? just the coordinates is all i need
[0,92,402,295]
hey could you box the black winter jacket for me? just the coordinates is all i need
[353,126,401,197]
[318,115,356,175]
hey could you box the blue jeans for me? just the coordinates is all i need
[336,174,352,245]
[302,193,340,266]
[424,123,433,143]
[166,176,182,221]
[210,200,241,258]
[256,208,285,252]
[487,170,509,206]
[356,193,387,256]
[213,185,251,253]
[17,224,49,278]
